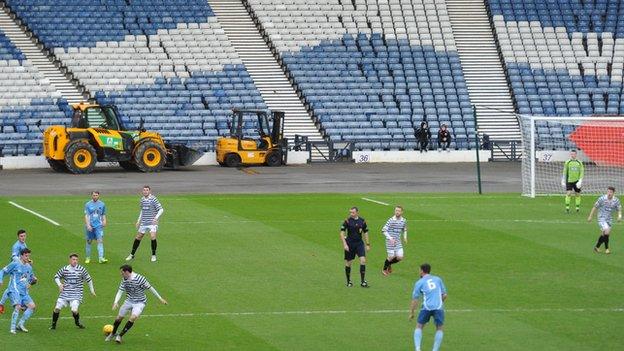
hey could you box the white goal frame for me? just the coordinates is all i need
[521,115,624,198]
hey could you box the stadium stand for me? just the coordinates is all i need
[0,27,70,156]
[488,0,624,148]
[247,0,477,150]
[0,28,23,61]
[9,0,618,156]
[3,0,268,152]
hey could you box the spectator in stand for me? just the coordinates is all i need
[415,121,431,153]
[437,124,451,151]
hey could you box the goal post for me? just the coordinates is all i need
[520,116,624,197]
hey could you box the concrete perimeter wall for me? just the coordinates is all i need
[0,150,489,169]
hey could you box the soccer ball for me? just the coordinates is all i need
[103,324,114,335]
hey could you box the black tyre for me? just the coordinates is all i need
[134,140,166,172]
[224,153,241,167]
[265,150,283,167]
[64,140,97,174]
[47,159,67,173]
[119,161,139,171]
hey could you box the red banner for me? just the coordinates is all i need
[569,122,624,166]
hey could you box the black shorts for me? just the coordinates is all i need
[344,242,366,261]
[566,182,581,193]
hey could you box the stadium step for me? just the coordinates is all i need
[0,4,86,104]
[446,0,521,160]
[209,0,323,146]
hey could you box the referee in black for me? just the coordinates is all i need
[340,206,370,287]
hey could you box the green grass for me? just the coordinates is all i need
[0,193,622,350]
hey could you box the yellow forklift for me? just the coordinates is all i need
[216,109,287,167]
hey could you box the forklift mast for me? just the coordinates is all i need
[270,111,284,145]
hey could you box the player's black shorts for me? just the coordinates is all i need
[566,181,581,193]
[344,242,366,261]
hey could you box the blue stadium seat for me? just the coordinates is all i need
[490,0,624,148]
[6,0,214,49]
[282,32,474,149]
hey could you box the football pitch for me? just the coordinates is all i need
[0,193,622,350]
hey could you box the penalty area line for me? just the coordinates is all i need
[8,201,61,226]
[10,307,624,322]
[361,197,390,206]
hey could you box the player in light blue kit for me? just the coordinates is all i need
[0,229,28,314]
[0,248,37,334]
[10,230,28,262]
[409,263,447,351]
[84,191,108,264]
[588,186,622,254]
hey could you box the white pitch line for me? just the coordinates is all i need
[11,195,522,203]
[4,307,623,323]
[8,201,60,226]
[60,218,589,226]
[361,197,390,206]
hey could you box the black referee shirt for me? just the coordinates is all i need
[341,217,369,244]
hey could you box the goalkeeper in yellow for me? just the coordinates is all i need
[561,150,585,213]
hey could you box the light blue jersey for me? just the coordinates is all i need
[11,241,27,262]
[84,200,106,228]
[412,274,447,310]
[0,261,34,295]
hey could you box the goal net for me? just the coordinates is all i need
[521,116,624,197]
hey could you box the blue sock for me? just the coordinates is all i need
[11,308,20,330]
[85,242,92,258]
[19,308,34,325]
[97,242,105,259]
[433,330,444,351]
[414,328,422,350]
[0,289,8,305]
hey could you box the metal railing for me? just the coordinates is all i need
[488,139,522,161]
[292,134,309,151]
[307,140,354,163]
